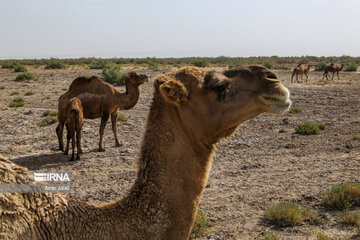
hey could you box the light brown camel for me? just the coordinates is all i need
[64,97,83,161]
[322,63,344,80]
[291,64,313,83]
[56,71,149,152]
[0,66,291,240]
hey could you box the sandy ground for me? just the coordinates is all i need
[0,66,359,239]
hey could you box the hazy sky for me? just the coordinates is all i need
[1,0,359,59]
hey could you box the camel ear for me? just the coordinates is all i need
[159,80,188,106]
[203,71,230,102]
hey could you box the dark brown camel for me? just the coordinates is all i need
[322,63,344,80]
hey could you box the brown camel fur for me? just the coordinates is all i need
[322,63,344,80]
[56,71,149,152]
[0,66,291,240]
[64,97,83,161]
[291,64,313,83]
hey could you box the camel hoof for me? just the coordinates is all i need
[115,143,122,147]
[79,150,83,154]
[69,157,74,161]
[64,152,68,155]
[98,148,105,152]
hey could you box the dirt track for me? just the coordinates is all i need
[0,66,359,239]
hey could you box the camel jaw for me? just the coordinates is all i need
[259,87,292,114]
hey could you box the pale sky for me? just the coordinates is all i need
[1,0,359,59]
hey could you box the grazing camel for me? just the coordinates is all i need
[64,97,83,161]
[56,71,149,152]
[0,66,291,240]
[291,64,313,83]
[322,63,344,80]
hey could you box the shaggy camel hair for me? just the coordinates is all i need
[0,66,291,239]
[56,71,149,152]
[322,63,344,80]
[291,64,313,83]
[64,97,83,161]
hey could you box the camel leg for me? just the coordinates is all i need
[305,73,308,82]
[78,124,83,154]
[98,112,109,152]
[70,130,75,161]
[291,72,295,83]
[337,71,340,80]
[64,124,70,155]
[76,129,81,160]
[332,72,335,80]
[111,111,121,147]
[56,121,65,151]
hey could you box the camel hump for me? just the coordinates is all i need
[69,76,99,90]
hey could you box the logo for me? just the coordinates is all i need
[34,172,71,182]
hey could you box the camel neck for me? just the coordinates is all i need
[115,82,140,109]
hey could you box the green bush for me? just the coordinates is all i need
[14,65,28,72]
[9,97,24,107]
[315,61,328,71]
[89,60,107,69]
[321,183,360,210]
[43,110,58,117]
[10,91,19,96]
[45,61,65,69]
[147,61,160,71]
[39,116,58,126]
[295,122,325,135]
[24,91,34,96]
[317,232,331,240]
[264,61,274,69]
[289,107,303,114]
[265,202,305,226]
[15,72,36,81]
[102,64,127,86]
[345,61,358,72]
[260,232,279,240]
[339,210,360,226]
[192,59,208,67]
[190,209,211,238]
[2,62,18,69]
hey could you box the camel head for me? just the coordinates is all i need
[156,66,291,143]
[125,71,149,86]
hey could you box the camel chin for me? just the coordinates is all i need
[259,85,292,114]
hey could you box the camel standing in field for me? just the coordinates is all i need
[322,63,344,80]
[56,71,149,152]
[0,66,291,240]
[64,97,83,161]
[291,64,313,83]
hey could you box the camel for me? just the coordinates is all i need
[0,66,291,239]
[291,64,313,83]
[322,63,344,80]
[64,97,83,161]
[56,71,149,152]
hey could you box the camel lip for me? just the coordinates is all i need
[259,93,292,114]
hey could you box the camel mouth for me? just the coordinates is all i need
[259,87,292,114]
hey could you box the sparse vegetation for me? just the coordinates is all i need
[339,211,360,226]
[10,91,19,96]
[0,86,4,90]
[289,107,303,114]
[317,232,331,240]
[45,60,65,69]
[62,88,67,91]
[190,209,211,238]
[89,60,107,69]
[353,135,360,141]
[321,183,360,210]
[147,61,160,71]
[117,112,128,122]
[9,97,24,107]
[265,202,305,226]
[295,122,325,135]
[24,91,34,96]
[345,61,358,72]
[15,72,36,81]
[42,96,51,100]
[102,64,128,86]
[39,116,58,126]
[315,61,328,71]
[192,59,208,67]
[43,110,58,117]
[14,65,27,72]
[264,61,274,69]
[260,232,279,240]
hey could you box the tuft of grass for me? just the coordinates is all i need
[15,72,36,81]
[9,97,24,107]
[62,88,67,91]
[45,60,65,69]
[43,110,58,117]
[24,91,34,96]
[192,59,207,68]
[39,116,58,126]
[295,122,325,135]
[10,91,19,96]
[117,112,128,122]
[317,232,331,240]
[102,64,128,86]
[0,86,4,90]
[289,107,303,114]
[190,209,211,238]
[42,96,51,100]
[321,183,360,210]
[339,211,360,226]
[265,202,305,226]
[14,65,28,72]
[260,232,279,240]
[352,135,360,141]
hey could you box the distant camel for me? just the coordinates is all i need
[64,97,83,161]
[322,63,344,80]
[291,64,313,83]
[1,66,291,239]
[56,72,149,152]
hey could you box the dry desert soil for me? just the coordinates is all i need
[0,66,359,239]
